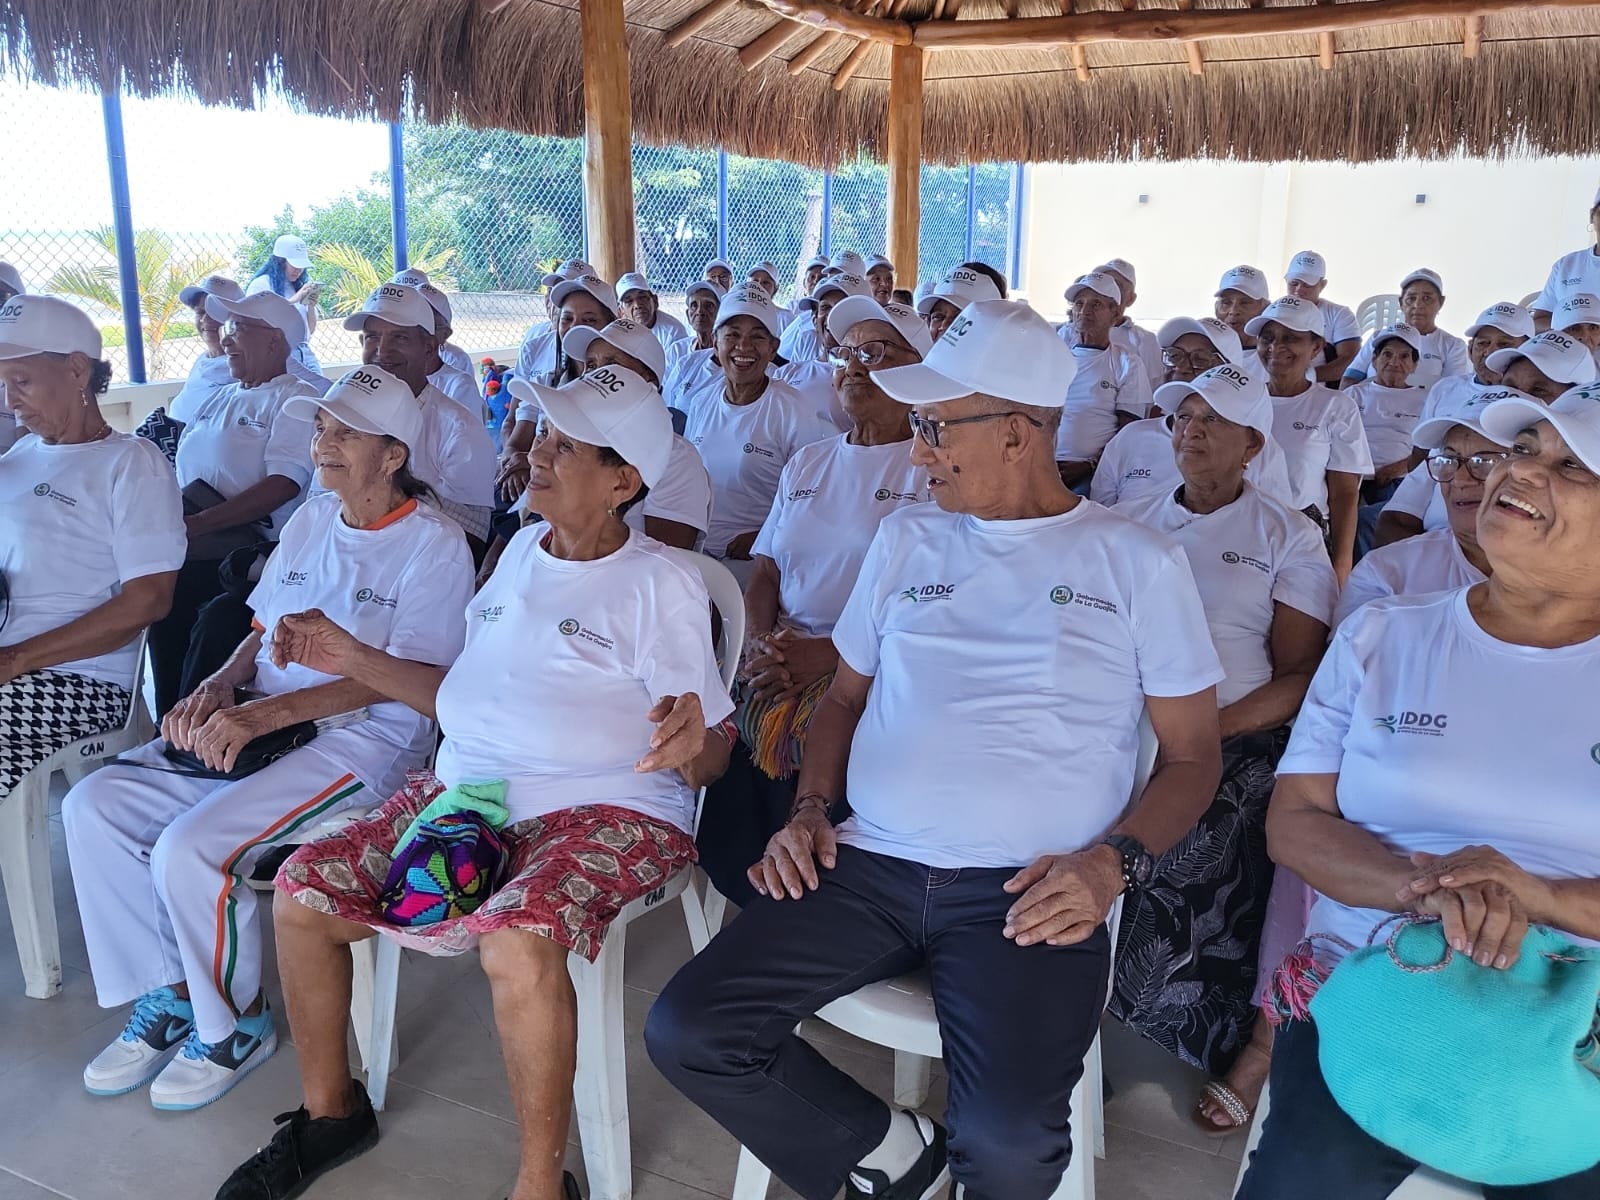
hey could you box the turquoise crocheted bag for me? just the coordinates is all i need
[1310,917,1600,1187]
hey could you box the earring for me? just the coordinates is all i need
[607,506,617,518]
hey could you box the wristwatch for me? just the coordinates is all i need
[1102,834,1155,892]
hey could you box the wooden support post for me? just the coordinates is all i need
[580,0,636,282]
[885,42,923,283]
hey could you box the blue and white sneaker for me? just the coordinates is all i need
[84,986,196,1096]
[149,1004,277,1111]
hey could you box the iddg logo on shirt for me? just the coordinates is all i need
[284,570,309,587]
[354,587,398,609]
[789,486,821,501]
[1123,468,1153,481]
[899,584,955,603]
[32,482,77,507]
[1373,711,1448,737]
[477,604,506,624]
[743,442,776,459]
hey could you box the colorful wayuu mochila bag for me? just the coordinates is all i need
[379,780,510,927]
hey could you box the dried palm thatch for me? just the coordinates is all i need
[3,0,1599,166]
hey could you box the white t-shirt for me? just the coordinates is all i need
[665,335,709,375]
[429,364,483,419]
[1057,344,1153,463]
[514,321,557,382]
[830,501,1226,869]
[286,357,333,397]
[777,320,822,365]
[664,348,723,417]
[648,312,689,347]
[1268,386,1374,513]
[1348,328,1470,390]
[174,373,317,538]
[167,354,237,426]
[247,494,473,797]
[1278,589,1600,960]
[1345,380,1426,470]
[773,358,847,431]
[1317,300,1362,346]
[1334,527,1485,627]
[434,525,734,831]
[1089,417,1296,510]
[1111,320,1165,390]
[411,384,496,511]
[1409,373,1486,447]
[0,432,185,689]
[1534,247,1600,312]
[1383,462,1448,532]
[751,435,928,638]
[1115,484,1335,707]
[439,341,474,377]
[0,405,17,456]
[683,379,838,559]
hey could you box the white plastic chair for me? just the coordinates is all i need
[1,638,155,999]
[726,715,1161,1200]
[1355,294,1403,337]
[1233,1079,1483,1198]
[356,552,744,1200]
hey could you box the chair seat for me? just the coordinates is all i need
[816,972,943,1059]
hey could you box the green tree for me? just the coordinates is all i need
[318,240,458,316]
[47,226,227,379]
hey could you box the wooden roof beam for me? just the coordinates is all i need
[751,0,913,44]
[911,0,1600,50]
[740,18,805,69]
[1463,14,1485,56]
[664,0,740,48]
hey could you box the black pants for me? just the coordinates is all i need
[147,557,227,718]
[179,592,255,699]
[1237,1019,1600,1199]
[693,741,795,907]
[645,844,1110,1200]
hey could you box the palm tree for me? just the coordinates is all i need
[47,227,227,380]
[317,241,459,317]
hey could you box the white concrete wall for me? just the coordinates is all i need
[1021,157,1600,332]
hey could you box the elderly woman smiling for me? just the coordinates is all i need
[216,365,734,1200]
[0,296,184,801]
[1237,385,1600,1197]
[63,365,472,1113]
[1109,364,1335,1095]
[696,296,932,904]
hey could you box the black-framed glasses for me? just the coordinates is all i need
[1426,450,1509,484]
[827,340,894,368]
[1162,348,1224,371]
[907,410,1043,449]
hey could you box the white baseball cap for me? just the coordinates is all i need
[285,364,424,452]
[874,299,1076,410]
[560,317,668,384]
[1412,384,1524,450]
[1400,267,1445,294]
[415,283,453,330]
[915,266,1003,316]
[342,282,436,333]
[914,279,937,301]
[1157,316,1244,365]
[550,274,621,314]
[1486,330,1599,386]
[831,251,868,277]
[704,258,736,278]
[178,274,244,307]
[1554,293,1600,332]
[391,268,430,289]
[714,283,785,340]
[1465,302,1535,341]
[542,259,594,290]
[616,272,654,300]
[1099,258,1137,287]
[1245,296,1326,339]
[511,365,674,488]
[826,295,934,358]
[1155,363,1273,441]
[0,294,102,360]
[1480,381,1600,474]
[1284,251,1327,285]
[1370,323,1426,359]
[866,254,895,272]
[796,272,871,313]
[205,291,307,345]
[747,261,780,281]
[685,279,727,303]
[0,261,23,295]
[1216,265,1270,302]
[1064,272,1122,305]
[803,254,829,272]
[272,235,312,269]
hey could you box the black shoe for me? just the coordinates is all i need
[506,1172,583,1200]
[846,1112,950,1200]
[215,1079,380,1199]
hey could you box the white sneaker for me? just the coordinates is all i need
[149,1006,277,1112]
[84,986,196,1096]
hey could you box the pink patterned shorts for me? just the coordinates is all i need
[277,771,697,962]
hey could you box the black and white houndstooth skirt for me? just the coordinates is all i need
[0,670,131,796]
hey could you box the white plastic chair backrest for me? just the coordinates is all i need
[1356,293,1402,336]
[1131,709,1158,801]
[666,549,744,694]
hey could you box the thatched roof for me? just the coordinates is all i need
[5,0,1600,167]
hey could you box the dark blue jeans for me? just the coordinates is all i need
[1237,1018,1600,1199]
[645,844,1110,1200]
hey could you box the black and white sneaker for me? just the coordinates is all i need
[214,1079,380,1200]
[846,1112,950,1200]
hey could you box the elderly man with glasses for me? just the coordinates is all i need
[649,301,1224,1200]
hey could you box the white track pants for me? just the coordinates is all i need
[63,738,368,1043]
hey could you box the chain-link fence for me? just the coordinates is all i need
[1,79,1022,386]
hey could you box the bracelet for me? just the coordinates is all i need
[789,792,834,820]
[711,718,737,747]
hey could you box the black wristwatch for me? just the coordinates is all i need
[1102,834,1155,892]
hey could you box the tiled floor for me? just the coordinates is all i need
[0,785,1249,1200]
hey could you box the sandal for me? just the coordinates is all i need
[1191,1080,1255,1136]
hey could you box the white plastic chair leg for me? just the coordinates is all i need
[569,925,633,1200]
[355,935,402,1111]
[892,1050,933,1108]
[0,771,63,999]
[730,1146,774,1200]
[1084,1029,1106,1160]
[680,877,714,954]
[1049,1064,1097,1200]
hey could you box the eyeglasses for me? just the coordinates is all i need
[1162,348,1225,371]
[827,340,896,368]
[220,318,274,340]
[1425,450,1509,483]
[907,410,1043,449]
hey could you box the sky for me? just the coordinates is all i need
[1,79,387,234]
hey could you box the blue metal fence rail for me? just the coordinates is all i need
[100,91,147,384]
